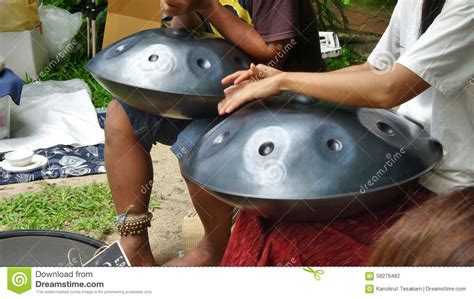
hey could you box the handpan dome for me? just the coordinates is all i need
[87,28,251,119]
[180,93,443,222]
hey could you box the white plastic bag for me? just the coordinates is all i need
[0,79,104,153]
[0,96,11,140]
[38,5,82,60]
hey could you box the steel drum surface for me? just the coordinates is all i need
[0,230,104,266]
[87,28,251,119]
[180,93,443,221]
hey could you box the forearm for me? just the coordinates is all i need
[278,64,425,109]
[330,61,371,74]
[198,3,279,62]
[170,12,203,29]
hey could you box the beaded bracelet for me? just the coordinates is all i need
[115,212,153,236]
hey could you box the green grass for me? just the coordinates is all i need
[0,183,162,241]
[0,183,115,241]
[0,183,114,240]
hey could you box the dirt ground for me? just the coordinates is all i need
[345,6,391,35]
[339,5,391,57]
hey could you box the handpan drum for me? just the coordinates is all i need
[87,28,251,119]
[0,230,104,266]
[180,93,443,222]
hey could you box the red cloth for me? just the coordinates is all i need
[221,186,433,266]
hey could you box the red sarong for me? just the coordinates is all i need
[221,186,432,266]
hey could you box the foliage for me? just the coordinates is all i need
[313,0,349,30]
[41,0,81,11]
[33,1,110,107]
[41,0,107,11]
[326,46,367,70]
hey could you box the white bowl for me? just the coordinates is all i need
[4,150,35,167]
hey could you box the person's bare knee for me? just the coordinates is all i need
[105,99,136,146]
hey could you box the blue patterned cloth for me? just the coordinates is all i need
[0,68,23,105]
[0,108,107,185]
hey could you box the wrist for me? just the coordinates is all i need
[198,1,221,17]
[276,72,290,92]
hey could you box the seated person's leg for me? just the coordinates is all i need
[105,100,188,266]
[165,118,234,266]
[105,100,155,266]
[167,179,234,266]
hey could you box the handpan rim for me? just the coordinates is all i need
[87,72,225,99]
[86,28,250,96]
[0,229,105,248]
[182,151,441,201]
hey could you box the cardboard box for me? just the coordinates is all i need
[102,0,162,48]
[0,0,40,32]
[0,27,49,80]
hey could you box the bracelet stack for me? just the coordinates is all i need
[115,212,153,236]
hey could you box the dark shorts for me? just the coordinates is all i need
[118,100,222,160]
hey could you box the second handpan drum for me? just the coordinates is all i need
[87,28,251,119]
[0,230,104,266]
[180,93,443,222]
